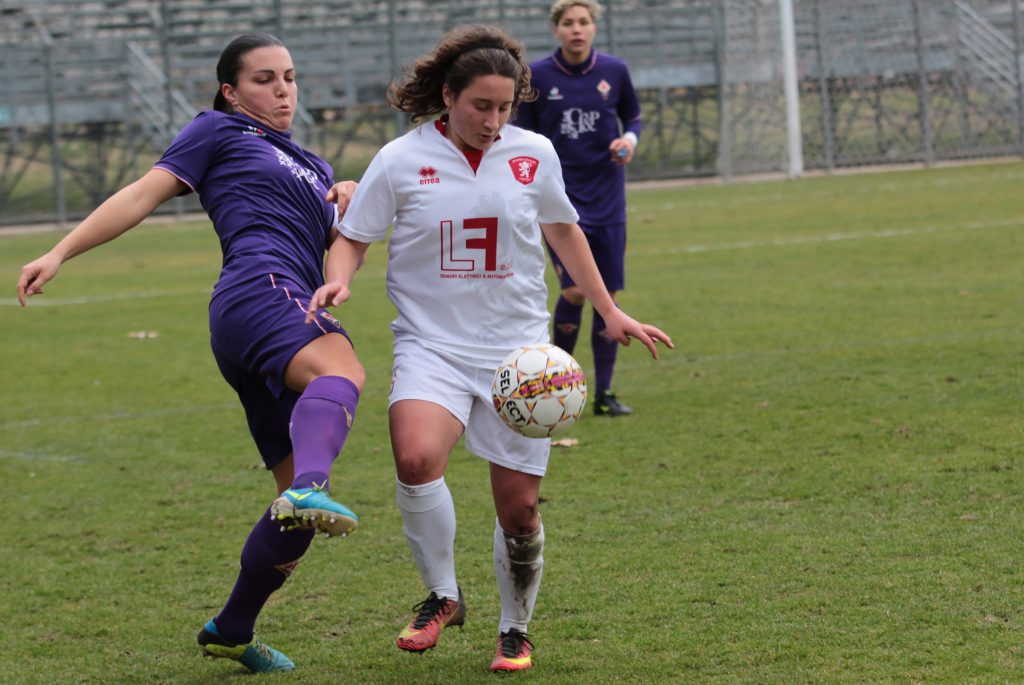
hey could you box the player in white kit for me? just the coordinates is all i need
[303,24,673,672]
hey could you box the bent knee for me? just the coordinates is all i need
[286,333,365,392]
[309,363,365,394]
[394,449,446,485]
[341,361,366,392]
[498,499,541,535]
[561,287,585,306]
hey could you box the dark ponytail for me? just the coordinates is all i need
[213,32,285,113]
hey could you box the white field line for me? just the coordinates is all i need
[4,218,1019,308]
[0,212,210,236]
[629,159,1024,204]
[0,288,212,307]
[611,325,1023,373]
[0,403,238,431]
[631,217,1024,258]
[0,449,89,463]
[0,385,388,434]
[0,328,1017,438]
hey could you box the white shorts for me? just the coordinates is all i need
[390,338,551,476]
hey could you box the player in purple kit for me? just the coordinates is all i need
[515,0,643,417]
[16,33,366,673]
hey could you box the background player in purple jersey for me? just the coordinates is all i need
[514,0,643,417]
[303,24,672,672]
[16,33,367,673]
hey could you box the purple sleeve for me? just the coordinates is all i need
[153,111,218,193]
[618,67,643,139]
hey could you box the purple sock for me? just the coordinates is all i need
[591,310,619,395]
[289,375,359,491]
[552,296,583,355]
[213,509,315,644]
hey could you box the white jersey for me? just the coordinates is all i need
[341,121,579,369]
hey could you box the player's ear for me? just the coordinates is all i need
[442,83,453,110]
[221,83,238,108]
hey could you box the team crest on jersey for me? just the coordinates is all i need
[319,310,342,328]
[547,86,564,101]
[508,156,539,185]
[597,79,612,100]
[418,165,440,185]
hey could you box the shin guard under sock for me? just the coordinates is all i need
[214,509,316,644]
[289,375,359,491]
[552,296,583,355]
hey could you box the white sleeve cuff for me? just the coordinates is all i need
[623,131,639,149]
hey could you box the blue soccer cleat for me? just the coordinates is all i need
[270,481,358,538]
[197,619,295,673]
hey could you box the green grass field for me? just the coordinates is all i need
[1,161,1022,684]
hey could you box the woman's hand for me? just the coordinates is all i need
[597,308,674,360]
[17,251,63,306]
[326,181,358,219]
[16,168,185,307]
[304,281,352,324]
[609,137,635,164]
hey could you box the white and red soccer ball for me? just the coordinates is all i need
[492,344,588,438]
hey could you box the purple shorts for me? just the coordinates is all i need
[546,221,626,292]
[209,273,352,469]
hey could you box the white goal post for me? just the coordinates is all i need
[779,0,804,178]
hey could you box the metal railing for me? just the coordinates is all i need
[126,41,198,150]
[956,0,1017,99]
[3,0,1024,225]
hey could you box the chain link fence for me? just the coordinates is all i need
[2,0,1023,224]
[721,0,1024,174]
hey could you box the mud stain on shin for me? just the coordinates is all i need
[504,528,544,607]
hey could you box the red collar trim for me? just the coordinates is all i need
[435,115,491,173]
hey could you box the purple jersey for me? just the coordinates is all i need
[515,49,642,226]
[155,110,335,296]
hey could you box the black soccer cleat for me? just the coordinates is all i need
[593,391,632,416]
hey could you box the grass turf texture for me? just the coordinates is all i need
[1,161,1022,683]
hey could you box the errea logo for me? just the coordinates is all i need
[243,125,267,137]
[418,166,440,185]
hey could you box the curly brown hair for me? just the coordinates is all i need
[387,24,535,122]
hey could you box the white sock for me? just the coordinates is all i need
[395,477,458,600]
[493,519,545,633]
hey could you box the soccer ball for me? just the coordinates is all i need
[491,344,588,438]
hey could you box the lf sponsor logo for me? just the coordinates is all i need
[508,156,539,185]
[418,165,440,185]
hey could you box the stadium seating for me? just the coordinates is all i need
[3,0,1023,223]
